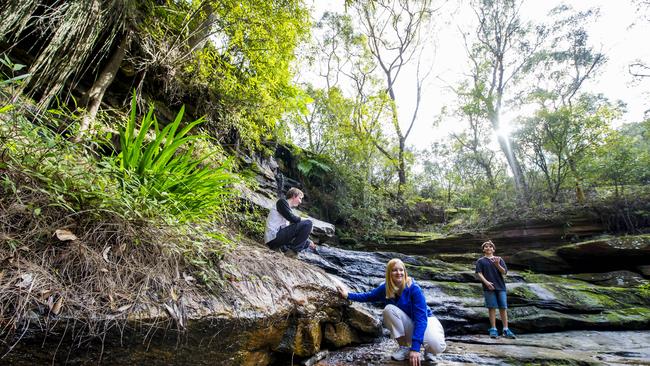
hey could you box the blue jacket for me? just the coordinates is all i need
[348,280,432,352]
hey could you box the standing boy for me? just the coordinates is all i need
[475,240,516,339]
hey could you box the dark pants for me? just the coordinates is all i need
[267,220,313,252]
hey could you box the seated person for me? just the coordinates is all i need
[264,187,316,255]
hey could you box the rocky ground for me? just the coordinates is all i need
[3,231,648,365]
[315,330,650,365]
[300,237,650,366]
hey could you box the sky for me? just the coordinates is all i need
[303,0,650,151]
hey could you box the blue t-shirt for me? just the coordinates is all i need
[475,256,507,291]
[347,280,432,352]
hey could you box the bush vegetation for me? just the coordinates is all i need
[0,86,238,341]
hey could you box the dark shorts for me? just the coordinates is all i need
[483,290,507,309]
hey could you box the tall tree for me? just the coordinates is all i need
[294,11,391,197]
[466,0,546,198]
[451,83,499,189]
[526,5,607,202]
[355,0,434,196]
[516,95,620,202]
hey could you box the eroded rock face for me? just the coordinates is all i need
[510,235,650,273]
[361,216,609,256]
[301,244,650,337]
[1,243,369,366]
[324,322,359,347]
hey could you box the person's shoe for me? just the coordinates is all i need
[391,346,411,361]
[488,327,498,338]
[424,352,437,362]
[503,328,516,339]
[284,248,298,258]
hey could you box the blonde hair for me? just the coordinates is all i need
[385,258,411,299]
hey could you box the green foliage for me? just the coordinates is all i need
[639,282,650,298]
[0,54,28,86]
[117,93,236,222]
[583,119,650,195]
[297,157,331,177]
[162,0,311,149]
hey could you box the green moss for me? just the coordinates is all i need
[509,284,543,300]
[406,261,469,276]
[595,307,650,325]
[518,271,585,285]
[435,281,483,298]
[382,230,444,244]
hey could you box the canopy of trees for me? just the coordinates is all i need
[1,0,648,237]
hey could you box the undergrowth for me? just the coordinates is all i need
[0,90,240,349]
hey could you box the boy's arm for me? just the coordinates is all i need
[491,256,507,275]
[476,272,495,290]
[277,199,301,223]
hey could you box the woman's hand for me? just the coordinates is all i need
[336,285,348,299]
[409,350,421,366]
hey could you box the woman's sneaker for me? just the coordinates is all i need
[391,346,411,361]
[424,352,437,362]
[503,328,517,339]
[488,327,498,338]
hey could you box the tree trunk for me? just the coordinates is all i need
[495,134,528,198]
[397,137,406,197]
[567,157,585,203]
[75,31,130,141]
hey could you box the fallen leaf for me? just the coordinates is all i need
[16,273,33,288]
[170,288,179,302]
[102,246,111,263]
[54,229,77,241]
[163,303,177,320]
[51,296,64,315]
[40,289,53,300]
[182,272,195,284]
[117,304,132,312]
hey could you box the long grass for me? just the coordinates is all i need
[117,92,236,222]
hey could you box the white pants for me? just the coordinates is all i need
[382,304,447,354]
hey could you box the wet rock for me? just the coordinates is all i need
[347,303,382,336]
[293,317,323,356]
[303,350,329,366]
[315,330,650,365]
[565,270,646,287]
[557,235,650,271]
[324,322,359,347]
[509,249,573,273]
[639,265,650,277]
[361,216,608,256]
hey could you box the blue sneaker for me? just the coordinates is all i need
[488,327,498,338]
[503,328,516,339]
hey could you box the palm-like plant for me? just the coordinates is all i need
[118,93,235,222]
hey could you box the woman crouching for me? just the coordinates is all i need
[337,258,446,366]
